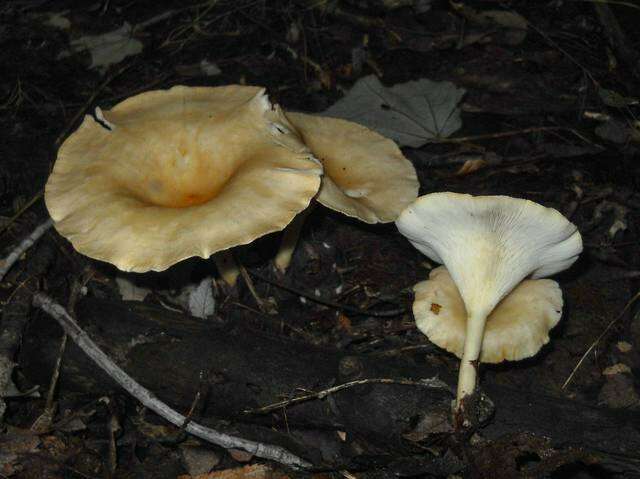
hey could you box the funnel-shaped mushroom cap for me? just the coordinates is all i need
[396,193,582,317]
[414,267,562,363]
[46,85,323,272]
[286,112,419,223]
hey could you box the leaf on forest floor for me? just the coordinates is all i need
[60,22,143,70]
[323,75,465,148]
[186,277,216,319]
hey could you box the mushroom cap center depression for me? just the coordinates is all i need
[111,119,247,208]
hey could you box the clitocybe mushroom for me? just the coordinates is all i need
[413,266,563,363]
[45,85,323,275]
[396,192,582,412]
[273,112,419,272]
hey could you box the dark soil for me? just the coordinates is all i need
[0,1,639,478]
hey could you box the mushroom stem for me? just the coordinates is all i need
[274,204,314,273]
[456,310,489,408]
[213,250,240,287]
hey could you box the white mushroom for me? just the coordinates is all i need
[396,192,582,410]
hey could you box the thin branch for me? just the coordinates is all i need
[427,126,585,144]
[244,376,451,414]
[32,293,312,470]
[0,218,53,282]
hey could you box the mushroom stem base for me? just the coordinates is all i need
[274,203,314,273]
[214,250,240,287]
[455,311,488,410]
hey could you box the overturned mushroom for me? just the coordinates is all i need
[274,112,419,272]
[413,266,563,363]
[396,193,582,411]
[45,85,323,277]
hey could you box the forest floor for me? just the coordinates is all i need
[0,1,639,478]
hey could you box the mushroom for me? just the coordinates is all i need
[395,192,582,411]
[45,85,323,278]
[413,266,563,364]
[273,112,419,272]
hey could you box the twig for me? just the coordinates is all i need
[33,293,312,469]
[249,271,405,317]
[427,126,575,144]
[238,263,272,314]
[244,376,451,414]
[562,289,640,389]
[33,270,95,433]
[0,218,53,282]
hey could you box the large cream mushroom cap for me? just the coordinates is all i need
[414,266,563,363]
[396,192,582,317]
[45,85,323,272]
[286,112,419,223]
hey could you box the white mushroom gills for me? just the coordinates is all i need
[396,192,583,409]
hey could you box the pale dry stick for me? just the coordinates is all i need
[0,218,53,282]
[33,293,312,469]
[238,263,271,314]
[562,289,640,389]
[245,376,451,415]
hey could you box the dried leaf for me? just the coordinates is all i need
[200,60,221,77]
[228,448,253,463]
[455,159,487,176]
[63,22,143,70]
[616,341,632,353]
[603,363,631,376]
[187,277,216,319]
[115,276,151,302]
[598,87,638,108]
[324,75,465,147]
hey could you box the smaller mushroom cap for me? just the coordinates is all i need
[396,193,582,317]
[414,267,563,363]
[286,112,419,223]
[46,85,323,272]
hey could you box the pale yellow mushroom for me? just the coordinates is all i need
[45,85,323,280]
[273,112,419,273]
